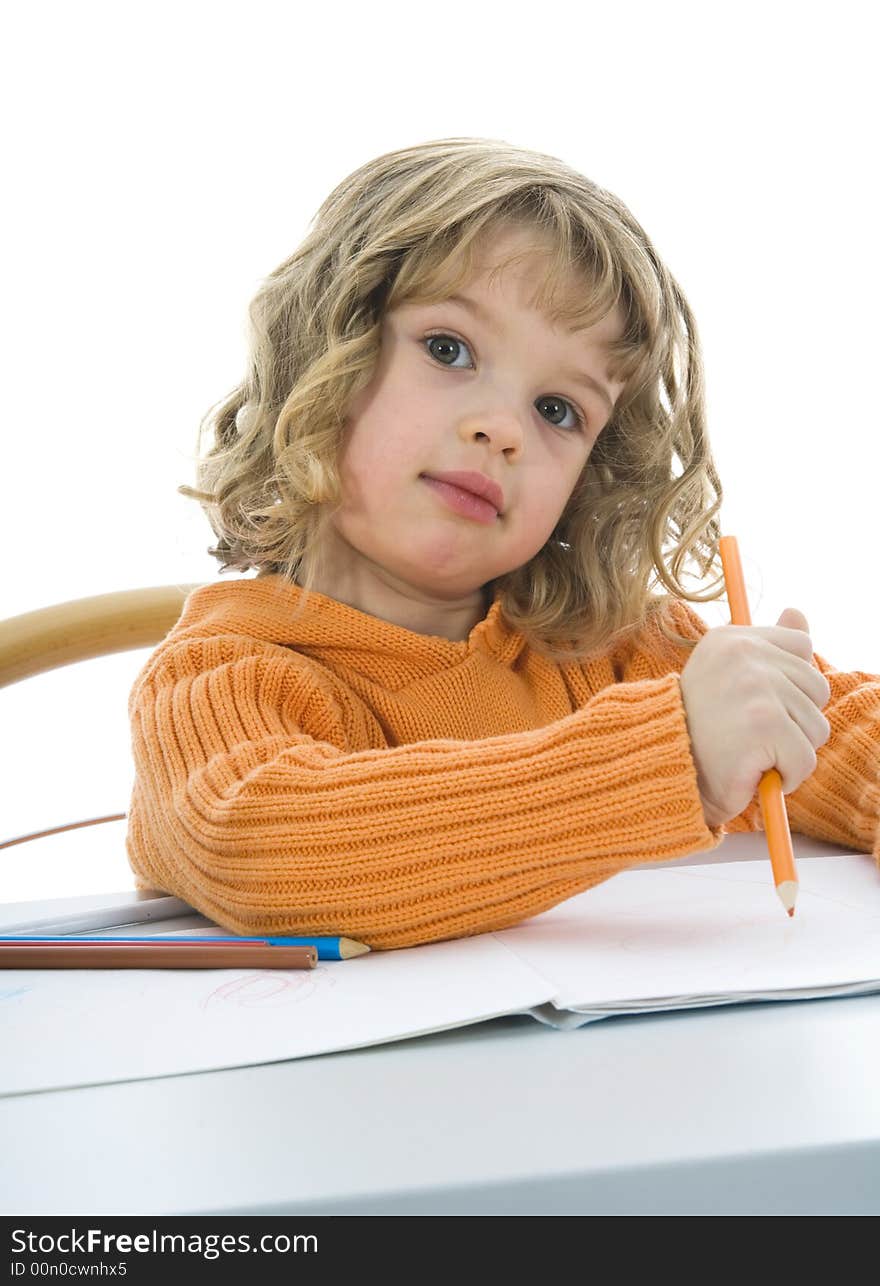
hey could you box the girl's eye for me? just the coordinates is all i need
[425,331,475,370]
[423,331,587,434]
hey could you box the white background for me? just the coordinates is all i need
[2,0,877,900]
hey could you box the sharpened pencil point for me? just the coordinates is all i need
[775,879,798,917]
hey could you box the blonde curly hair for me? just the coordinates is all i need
[180,136,726,663]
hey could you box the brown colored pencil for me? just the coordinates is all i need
[0,944,317,970]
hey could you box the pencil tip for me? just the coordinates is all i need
[776,879,798,916]
[341,938,371,957]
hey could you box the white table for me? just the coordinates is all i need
[1,831,878,1215]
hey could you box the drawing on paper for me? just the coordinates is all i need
[0,986,31,1003]
[199,965,338,1010]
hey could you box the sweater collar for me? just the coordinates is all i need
[176,574,526,677]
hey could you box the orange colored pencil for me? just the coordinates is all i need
[0,944,318,969]
[718,535,798,917]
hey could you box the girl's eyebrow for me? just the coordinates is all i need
[443,292,500,331]
[434,292,616,415]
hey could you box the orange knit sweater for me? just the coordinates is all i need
[125,575,880,949]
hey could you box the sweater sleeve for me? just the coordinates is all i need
[651,599,880,860]
[787,650,880,857]
[126,634,723,950]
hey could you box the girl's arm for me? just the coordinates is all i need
[127,603,879,950]
[126,638,723,950]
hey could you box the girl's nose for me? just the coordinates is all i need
[457,409,524,457]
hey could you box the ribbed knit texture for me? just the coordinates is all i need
[125,575,880,949]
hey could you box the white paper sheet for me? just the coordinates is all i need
[1,844,878,1097]
[0,929,554,1097]
[494,855,880,1021]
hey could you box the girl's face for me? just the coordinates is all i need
[317,225,625,611]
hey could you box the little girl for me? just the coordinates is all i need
[126,137,879,949]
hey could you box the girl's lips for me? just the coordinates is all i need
[420,475,500,525]
[421,471,505,514]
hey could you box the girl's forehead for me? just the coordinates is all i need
[460,230,562,291]
[439,227,617,326]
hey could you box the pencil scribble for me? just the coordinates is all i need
[0,986,31,1003]
[199,966,337,1010]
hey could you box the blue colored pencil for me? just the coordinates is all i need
[0,935,370,961]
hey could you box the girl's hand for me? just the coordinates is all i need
[679,607,832,828]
